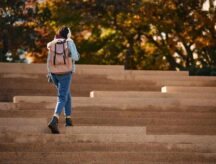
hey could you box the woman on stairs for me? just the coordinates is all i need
[46,27,80,134]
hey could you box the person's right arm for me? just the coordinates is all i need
[67,39,80,61]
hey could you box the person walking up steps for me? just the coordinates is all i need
[47,27,80,134]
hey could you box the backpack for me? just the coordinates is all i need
[47,39,72,74]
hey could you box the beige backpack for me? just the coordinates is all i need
[47,39,72,74]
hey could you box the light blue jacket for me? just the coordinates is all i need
[47,38,80,73]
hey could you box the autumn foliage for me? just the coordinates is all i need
[0,0,216,72]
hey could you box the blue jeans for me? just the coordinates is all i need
[50,72,72,117]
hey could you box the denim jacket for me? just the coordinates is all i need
[47,38,80,73]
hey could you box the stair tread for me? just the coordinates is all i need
[1,152,216,163]
[1,142,216,153]
[1,132,216,144]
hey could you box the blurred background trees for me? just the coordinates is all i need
[0,0,54,63]
[0,0,216,73]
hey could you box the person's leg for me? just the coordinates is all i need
[64,74,73,126]
[64,73,72,116]
[48,74,60,133]
[64,92,73,126]
[48,73,72,133]
[64,92,72,116]
[54,73,72,117]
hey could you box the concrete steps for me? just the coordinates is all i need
[0,82,159,91]
[76,69,189,76]
[1,152,216,163]
[162,86,216,93]
[0,63,215,163]
[106,74,216,81]
[1,142,216,153]
[0,63,124,74]
[0,63,189,76]
[1,107,216,121]
[2,108,216,119]
[1,72,215,83]
[1,112,216,135]
[66,126,146,135]
[13,96,216,107]
[2,102,216,112]
[1,131,216,144]
[0,79,160,101]
[0,88,91,101]
[0,126,48,134]
[0,75,159,88]
[0,120,150,141]
[0,118,48,133]
[156,80,216,86]
[90,91,216,98]
[1,111,216,127]
[2,74,216,91]
[0,63,213,103]
[0,118,47,126]
[1,76,215,98]
[1,101,216,113]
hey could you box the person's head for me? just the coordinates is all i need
[57,26,71,39]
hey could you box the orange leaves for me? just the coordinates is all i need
[195,36,211,47]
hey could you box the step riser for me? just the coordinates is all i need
[1,143,216,153]
[0,90,89,101]
[1,133,216,144]
[1,114,216,127]
[0,88,160,101]
[1,111,216,125]
[0,63,124,74]
[13,96,216,107]
[156,81,216,87]
[0,81,159,90]
[90,91,216,98]
[3,77,216,88]
[0,63,190,76]
[107,74,216,81]
[162,86,216,93]
[66,126,146,135]
[2,103,215,113]
[0,152,216,163]
[2,123,215,135]
[2,113,216,121]
[0,118,47,126]
[0,126,48,133]
[2,106,216,118]
[0,118,48,133]
[2,128,211,135]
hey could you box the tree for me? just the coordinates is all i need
[1,0,215,73]
[140,0,216,70]
[46,0,156,69]
[0,0,54,63]
[47,0,216,70]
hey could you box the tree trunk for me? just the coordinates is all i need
[0,32,9,62]
[124,39,134,70]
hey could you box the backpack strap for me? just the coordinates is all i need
[53,40,67,65]
[54,43,57,65]
[62,42,66,65]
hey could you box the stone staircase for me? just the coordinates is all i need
[0,63,216,163]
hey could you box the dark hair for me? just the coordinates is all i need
[58,27,69,39]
